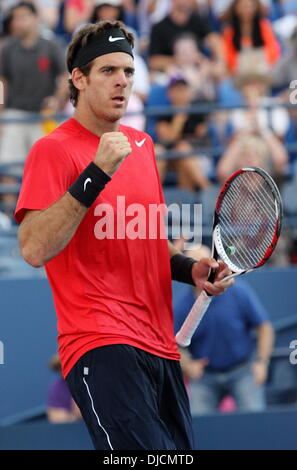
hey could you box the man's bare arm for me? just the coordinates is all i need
[19,193,88,267]
[19,132,132,267]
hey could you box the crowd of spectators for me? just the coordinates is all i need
[0,0,296,264]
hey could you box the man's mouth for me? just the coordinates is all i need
[111,96,125,105]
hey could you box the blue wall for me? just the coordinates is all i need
[0,408,297,450]
[0,278,57,423]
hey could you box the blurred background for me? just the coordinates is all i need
[0,0,296,450]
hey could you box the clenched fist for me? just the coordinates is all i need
[94,132,132,176]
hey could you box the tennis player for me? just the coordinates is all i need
[15,20,232,450]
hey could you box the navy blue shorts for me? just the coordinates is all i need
[66,344,194,450]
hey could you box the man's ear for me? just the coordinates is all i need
[71,68,87,92]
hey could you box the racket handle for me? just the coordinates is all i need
[175,290,213,347]
[208,267,217,285]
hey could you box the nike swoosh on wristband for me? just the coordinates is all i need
[84,178,92,191]
[108,36,125,42]
[135,138,146,147]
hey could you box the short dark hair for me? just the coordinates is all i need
[11,1,38,15]
[67,20,134,107]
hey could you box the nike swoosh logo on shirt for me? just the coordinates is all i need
[135,138,146,147]
[84,178,92,191]
[109,36,125,42]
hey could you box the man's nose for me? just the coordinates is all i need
[115,70,128,88]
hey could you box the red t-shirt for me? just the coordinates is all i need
[15,118,180,377]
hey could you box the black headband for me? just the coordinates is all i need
[70,28,134,72]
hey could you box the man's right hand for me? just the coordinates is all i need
[94,132,132,176]
[183,358,209,380]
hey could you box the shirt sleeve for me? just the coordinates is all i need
[49,40,67,77]
[0,42,10,79]
[194,14,211,40]
[236,282,269,328]
[148,22,168,56]
[15,137,75,224]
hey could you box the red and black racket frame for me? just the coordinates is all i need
[207,167,283,284]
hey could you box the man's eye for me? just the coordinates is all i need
[126,70,134,77]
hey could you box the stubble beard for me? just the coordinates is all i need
[91,101,128,124]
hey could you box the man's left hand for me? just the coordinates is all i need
[251,361,268,386]
[191,258,234,296]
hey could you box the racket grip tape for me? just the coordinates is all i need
[175,290,212,347]
[208,267,217,285]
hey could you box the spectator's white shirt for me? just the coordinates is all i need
[230,98,290,137]
[132,54,150,98]
[121,93,146,131]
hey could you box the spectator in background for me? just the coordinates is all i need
[64,0,94,34]
[90,0,137,32]
[216,130,288,183]
[0,1,68,214]
[0,1,68,164]
[90,0,125,22]
[167,33,219,101]
[272,25,297,102]
[31,0,61,31]
[222,0,280,74]
[47,354,82,423]
[231,59,290,138]
[148,0,225,74]
[284,107,297,178]
[51,0,73,45]
[155,75,211,191]
[1,0,62,33]
[137,0,170,53]
[174,245,274,415]
[212,0,271,23]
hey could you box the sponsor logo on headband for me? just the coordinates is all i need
[108,36,125,43]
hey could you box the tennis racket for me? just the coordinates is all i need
[175,167,283,348]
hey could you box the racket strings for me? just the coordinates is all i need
[219,172,278,270]
[222,187,274,265]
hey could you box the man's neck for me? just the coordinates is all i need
[73,108,120,137]
[170,9,191,26]
[20,29,39,48]
[240,19,252,37]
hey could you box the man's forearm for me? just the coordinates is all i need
[19,192,88,267]
[256,322,275,363]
